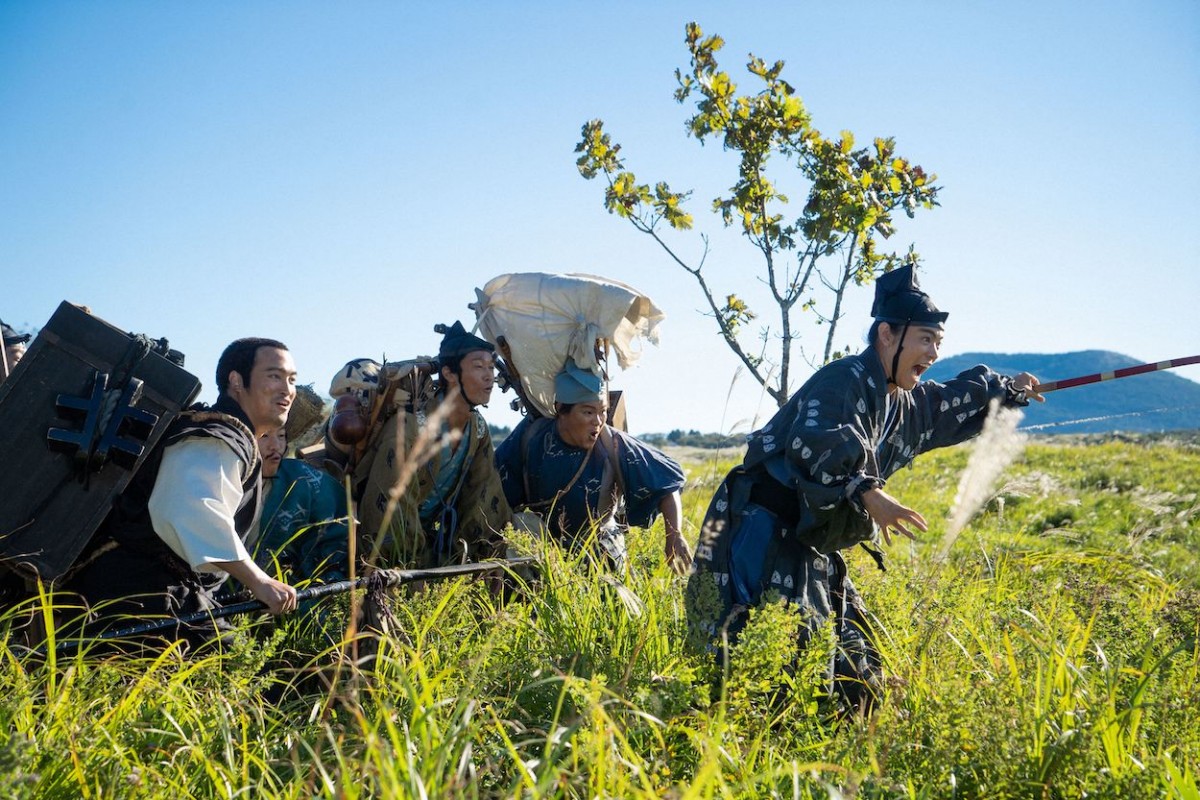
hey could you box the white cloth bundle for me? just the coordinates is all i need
[473,273,664,418]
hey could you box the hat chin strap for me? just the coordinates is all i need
[459,382,485,410]
[886,295,926,386]
[887,320,912,386]
[437,373,482,411]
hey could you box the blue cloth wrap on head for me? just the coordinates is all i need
[555,361,604,405]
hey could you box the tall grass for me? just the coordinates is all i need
[1,436,1198,797]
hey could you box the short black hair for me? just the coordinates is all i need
[216,338,288,396]
[433,356,464,399]
[437,353,465,378]
[866,320,893,346]
[554,397,613,416]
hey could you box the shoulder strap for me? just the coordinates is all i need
[519,416,554,504]
[596,425,625,521]
[519,417,594,513]
[168,408,260,483]
[352,381,401,473]
[445,413,483,503]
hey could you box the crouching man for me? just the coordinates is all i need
[495,360,690,573]
[64,338,300,649]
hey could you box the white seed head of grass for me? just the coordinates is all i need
[939,398,1027,561]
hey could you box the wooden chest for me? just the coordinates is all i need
[0,302,201,581]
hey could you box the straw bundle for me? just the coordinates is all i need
[285,383,328,447]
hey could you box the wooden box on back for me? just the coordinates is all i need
[0,302,201,581]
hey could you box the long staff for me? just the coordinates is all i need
[1032,355,1200,393]
[46,557,534,656]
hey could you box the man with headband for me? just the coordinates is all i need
[495,358,690,573]
[685,264,1044,714]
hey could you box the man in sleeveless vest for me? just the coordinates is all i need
[327,322,511,568]
[64,338,300,647]
[494,360,691,573]
[685,264,1045,713]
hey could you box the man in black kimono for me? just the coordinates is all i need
[685,264,1044,712]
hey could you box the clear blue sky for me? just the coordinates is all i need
[3,2,1198,435]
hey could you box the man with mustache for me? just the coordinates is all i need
[685,265,1045,714]
[66,338,300,648]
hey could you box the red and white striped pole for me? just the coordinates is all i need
[1033,355,1200,393]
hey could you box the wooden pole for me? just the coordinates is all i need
[44,557,535,655]
[1033,355,1200,393]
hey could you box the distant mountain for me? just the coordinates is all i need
[925,350,1200,433]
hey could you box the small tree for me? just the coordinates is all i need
[576,22,940,407]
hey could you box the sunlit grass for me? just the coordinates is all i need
[1,436,1197,797]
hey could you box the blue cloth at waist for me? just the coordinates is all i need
[729,502,777,607]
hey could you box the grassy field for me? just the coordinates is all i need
[2,435,1198,798]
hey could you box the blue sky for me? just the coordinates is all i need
[3,2,1198,434]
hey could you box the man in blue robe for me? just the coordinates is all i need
[495,361,690,573]
[253,427,349,585]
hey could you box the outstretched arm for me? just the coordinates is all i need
[150,438,299,615]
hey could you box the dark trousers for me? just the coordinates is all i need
[61,543,231,653]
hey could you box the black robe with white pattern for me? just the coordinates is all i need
[685,345,1029,708]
